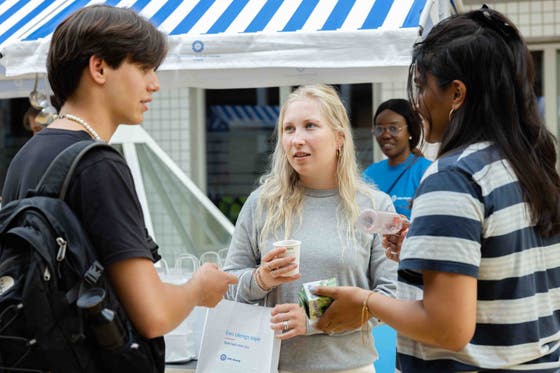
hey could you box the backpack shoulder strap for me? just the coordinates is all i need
[30,140,118,200]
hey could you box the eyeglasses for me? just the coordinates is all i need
[372,125,407,137]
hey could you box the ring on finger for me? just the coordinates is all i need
[283,320,289,332]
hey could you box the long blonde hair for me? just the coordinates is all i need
[257,84,376,247]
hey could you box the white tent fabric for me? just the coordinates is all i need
[0,0,448,98]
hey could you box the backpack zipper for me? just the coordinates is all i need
[56,237,67,262]
[43,266,51,281]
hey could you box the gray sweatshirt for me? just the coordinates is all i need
[223,187,398,372]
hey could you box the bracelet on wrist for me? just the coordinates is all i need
[254,266,272,292]
[360,291,375,344]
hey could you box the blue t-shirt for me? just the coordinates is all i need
[362,154,432,218]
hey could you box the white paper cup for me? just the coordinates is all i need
[273,239,301,276]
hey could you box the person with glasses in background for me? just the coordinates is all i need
[362,98,431,373]
[312,6,560,372]
[362,99,432,219]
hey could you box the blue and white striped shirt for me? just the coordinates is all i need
[397,142,560,372]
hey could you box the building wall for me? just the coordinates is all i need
[142,87,191,176]
[378,0,560,101]
[380,81,408,102]
[464,0,560,38]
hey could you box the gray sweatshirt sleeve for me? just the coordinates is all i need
[222,191,270,303]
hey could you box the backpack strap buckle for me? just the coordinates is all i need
[84,261,104,285]
[65,261,104,304]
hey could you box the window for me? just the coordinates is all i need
[205,88,279,223]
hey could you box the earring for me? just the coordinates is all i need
[408,136,412,140]
[336,148,341,159]
[448,107,456,121]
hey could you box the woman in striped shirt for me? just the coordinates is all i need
[313,6,560,372]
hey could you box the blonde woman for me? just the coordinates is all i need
[223,84,397,373]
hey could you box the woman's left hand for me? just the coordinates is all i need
[270,303,307,340]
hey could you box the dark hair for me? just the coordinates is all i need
[408,6,560,236]
[47,5,168,106]
[373,98,423,155]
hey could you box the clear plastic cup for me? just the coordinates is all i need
[199,251,221,268]
[357,209,406,234]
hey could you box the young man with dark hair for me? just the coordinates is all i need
[2,4,237,369]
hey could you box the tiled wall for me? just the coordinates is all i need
[140,87,197,254]
[464,1,560,38]
[379,0,560,103]
[380,81,408,102]
[142,87,191,176]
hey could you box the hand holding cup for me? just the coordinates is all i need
[258,244,301,289]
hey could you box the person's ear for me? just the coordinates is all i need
[88,55,106,84]
[336,131,345,150]
[451,80,467,109]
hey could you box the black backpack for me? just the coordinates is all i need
[0,141,164,372]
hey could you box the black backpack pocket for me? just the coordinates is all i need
[96,330,165,373]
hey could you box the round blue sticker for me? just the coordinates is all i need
[192,40,204,53]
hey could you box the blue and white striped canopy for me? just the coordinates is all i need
[0,0,449,96]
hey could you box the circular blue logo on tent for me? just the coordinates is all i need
[192,40,204,53]
[220,354,227,361]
